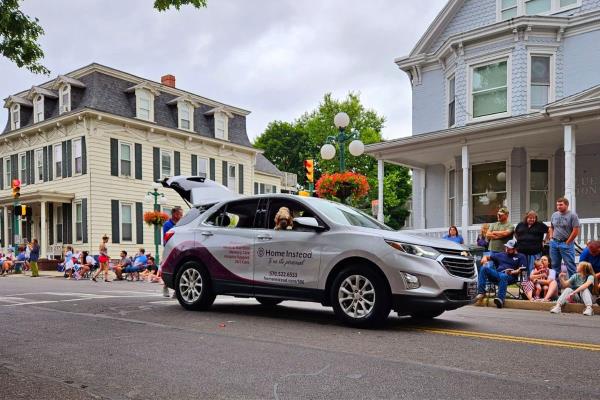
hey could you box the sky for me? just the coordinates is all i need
[0,0,447,141]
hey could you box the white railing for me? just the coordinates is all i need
[401,218,600,246]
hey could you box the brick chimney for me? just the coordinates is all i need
[161,74,176,88]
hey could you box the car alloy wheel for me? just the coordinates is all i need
[179,268,203,304]
[338,274,375,319]
[175,262,216,311]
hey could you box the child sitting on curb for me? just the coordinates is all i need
[550,261,598,316]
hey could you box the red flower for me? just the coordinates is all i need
[315,172,370,202]
[143,211,170,226]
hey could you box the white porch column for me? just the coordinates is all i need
[461,145,470,243]
[3,207,8,249]
[377,159,385,223]
[564,125,576,212]
[40,201,47,258]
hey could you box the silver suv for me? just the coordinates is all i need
[161,176,477,327]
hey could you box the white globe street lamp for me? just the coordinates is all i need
[348,140,365,157]
[320,144,336,160]
[320,113,364,171]
[334,112,350,129]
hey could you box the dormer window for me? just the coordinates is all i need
[10,104,20,130]
[59,84,71,114]
[215,113,228,140]
[136,89,153,121]
[178,101,193,131]
[34,95,44,123]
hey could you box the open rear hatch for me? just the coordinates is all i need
[161,176,240,207]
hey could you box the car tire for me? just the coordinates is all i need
[330,265,391,328]
[409,309,445,320]
[175,261,215,311]
[256,297,283,307]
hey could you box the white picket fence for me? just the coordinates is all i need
[401,218,600,246]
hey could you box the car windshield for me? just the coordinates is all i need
[310,200,393,230]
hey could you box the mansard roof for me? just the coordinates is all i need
[255,153,282,177]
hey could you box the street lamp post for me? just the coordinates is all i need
[320,112,364,171]
[145,182,167,266]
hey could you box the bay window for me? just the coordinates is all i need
[471,59,509,120]
[499,0,581,20]
[471,161,507,224]
[500,0,518,19]
[525,0,551,14]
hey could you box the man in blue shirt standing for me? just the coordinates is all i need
[162,206,183,297]
[475,239,527,309]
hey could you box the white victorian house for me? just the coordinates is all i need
[366,0,600,244]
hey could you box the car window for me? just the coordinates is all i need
[205,199,259,229]
[176,204,215,227]
[311,200,392,230]
[266,198,316,230]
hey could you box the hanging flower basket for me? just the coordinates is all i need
[144,211,170,226]
[315,172,370,203]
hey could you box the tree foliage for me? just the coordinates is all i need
[0,0,208,74]
[254,92,412,229]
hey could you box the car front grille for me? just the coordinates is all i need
[440,256,476,278]
[434,247,468,257]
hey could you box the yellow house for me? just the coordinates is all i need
[0,63,295,258]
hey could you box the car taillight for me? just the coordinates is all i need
[164,230,175,243]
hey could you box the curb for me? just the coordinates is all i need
[474,298,600,314]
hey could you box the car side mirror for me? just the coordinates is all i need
[293,217,326,232]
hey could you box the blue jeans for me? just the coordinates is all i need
[477,263,517,301]
[525,253,541,274]
[549,240,576,277]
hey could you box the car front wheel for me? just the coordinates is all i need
[331,266,391,328]
[175,262,215,311]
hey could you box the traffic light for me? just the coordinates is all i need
[11,179,21,199]
[21,205,27,217]
[304,159,314,183]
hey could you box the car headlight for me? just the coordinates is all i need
[385,240,441,260]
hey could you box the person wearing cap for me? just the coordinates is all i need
[579,241,600,300]
[475,239,527,308]
[485,207,514,256]
[548,197,579,277]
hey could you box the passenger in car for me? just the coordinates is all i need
[274,207,293,230]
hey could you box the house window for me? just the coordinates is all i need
[73,138,83,175]
[54,144,63,179]
[34,95,44,123]
[35,149,43,182]
[227,164,236,191]
[529,159,549,221]
[59,84,71,114]
[500,0,518,19]
[530,55,552,110]
[178,102,193,131]
[19,153,27,185]
[525,0,551,14]
[471,60,508,119]
[119,142,132,177]
[448,76,456,127]
[56,206,63,243]
[11,104,20,130]
[121,203,133,242]
[448,169,456,225]
[75,202,83,242]
[197,157,208,177]
[471,161,507,224]
[215,113,227,140]
[7,209,13,244]
[499,0,580,20]
[4,158,11,187]
[560,0,577,6]
[161,151,172,178]
[136,89,153,121]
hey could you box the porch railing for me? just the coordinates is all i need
[400,218,600,247]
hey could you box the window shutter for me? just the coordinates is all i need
[25,151,31,185]
[0,212,4,248]
[254,182,258,195]
[209,158,215,181]
[43,146,48,182]
[191,155,197,176]
[174,151,181,176]
[222,160,228,186]
[238,164,244,194]
[136,202,143,244]
[153,147,160,182]
[61,141,68,178]
[110,138,118,176]
[81,136,87,175]
[66,140,72,177]
[11,155,17,180]
[260,183,265,194]
[0,158,3,190]
[82,198,88,243]
[29,150,35,184]
[272,185,277,193]
[111,200,120,243]
[134,143,142,180]
[48,203,54,245]
[48,146,53,181]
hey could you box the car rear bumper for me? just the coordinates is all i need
[393,288,475,315]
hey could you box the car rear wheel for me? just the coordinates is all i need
[255,297,283,307]
[331,266,391,328]
[175,262,215,311]
[409,309,445,320]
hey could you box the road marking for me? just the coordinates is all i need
[412,327,600,352]
[1,293,164,307]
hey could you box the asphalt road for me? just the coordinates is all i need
[1,275,599,400]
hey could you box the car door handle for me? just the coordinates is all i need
[201,231,214,237]
[257,234,272,241]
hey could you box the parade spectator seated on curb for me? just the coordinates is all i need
[476,223,489,252]
[113,250,132,281]
[474,239,527,309]
[515,210,549,274]
[486,207,514,256]
[522,256,558,302]
[1,248,15,276]
[550,262,598,316]
[124,248,147,279]
[548,197,579,277]
[443,225,464,244]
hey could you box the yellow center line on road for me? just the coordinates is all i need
[410,327,600,352]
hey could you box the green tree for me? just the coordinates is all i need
[0,0,208,74]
